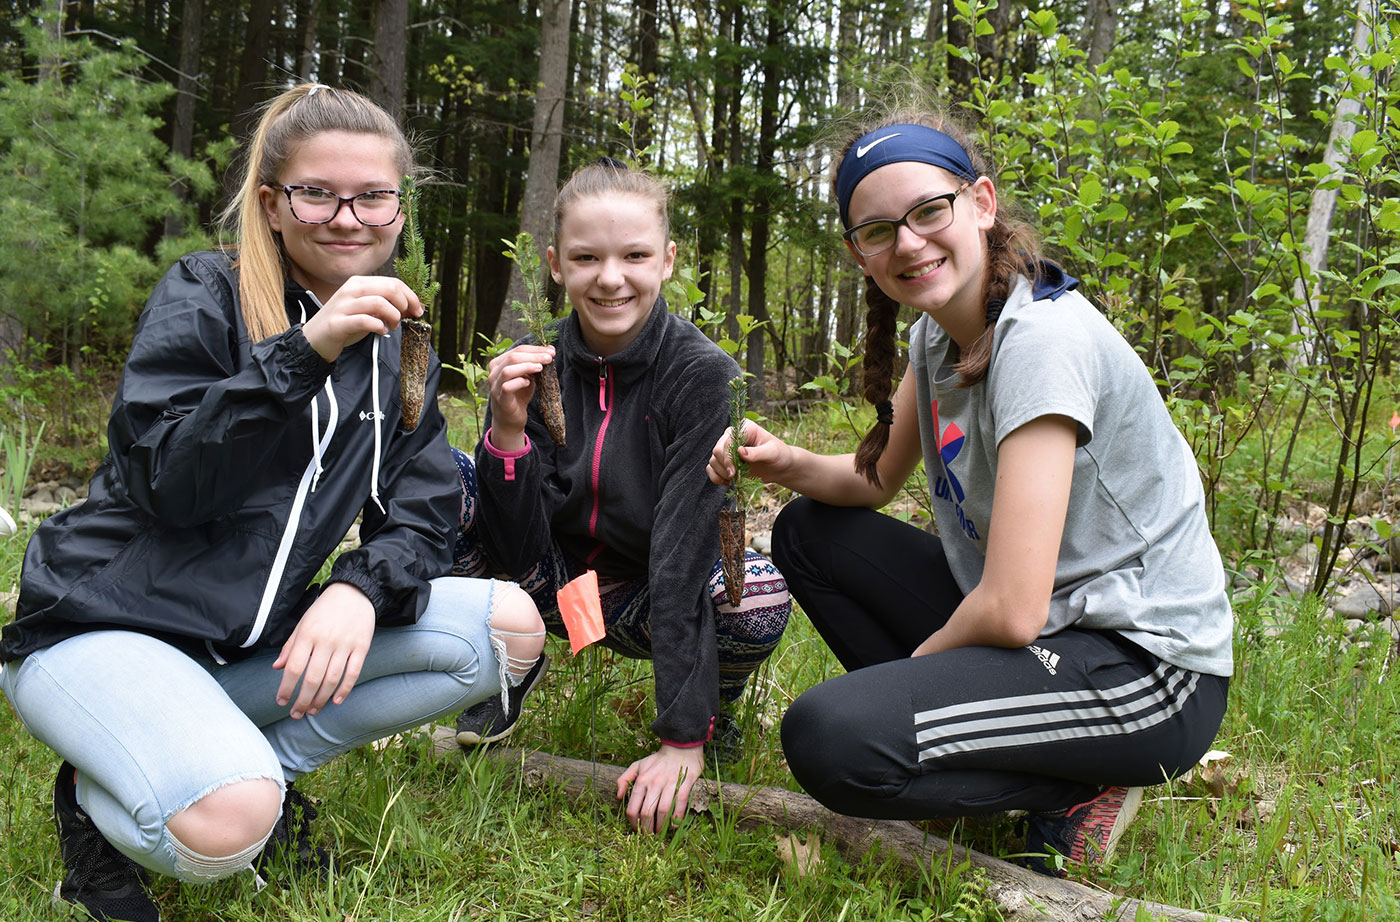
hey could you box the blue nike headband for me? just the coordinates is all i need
[835,124,979,228]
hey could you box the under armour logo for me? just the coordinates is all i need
[359,410,385,421]
[856,132,901,158]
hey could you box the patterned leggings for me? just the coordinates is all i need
[450,448,791,703]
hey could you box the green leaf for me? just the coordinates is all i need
[1375,269,1400,290]
[1098,202,1129,222]
[1350,129,1378,156]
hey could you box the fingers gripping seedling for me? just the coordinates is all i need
[718,375,748,608]
[504,232,566,446]
[394,177,438,431]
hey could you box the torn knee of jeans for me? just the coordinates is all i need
[489,626,544,698]
[167,825,270,884]
[484,587,543,710]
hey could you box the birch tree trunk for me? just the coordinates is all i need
[1290,0,1372,358]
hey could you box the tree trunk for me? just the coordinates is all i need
[296,0,318,79]
[232,0,274,138]
[722,0,745,350]
[922,0,941,47]
[370,0,408,120]
[975,0,1012,81]
[634,0,659,157]
[484,749,1248,922]
[499,0,571,341]
[164,0,202,240]
[834,0,861,393]
[1082,0,1116,70]
[744,0,782,405]
[945,0,974,102]
[1290,2,1371,360]
[684,0,729,322]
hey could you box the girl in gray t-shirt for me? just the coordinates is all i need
[707,106,1232,878]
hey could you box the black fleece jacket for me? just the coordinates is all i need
[474,297,740,745]
[2,251,461,663]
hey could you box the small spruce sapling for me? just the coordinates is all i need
[718,375,748,607]
[394,177,439,431]
[504,232,566,446]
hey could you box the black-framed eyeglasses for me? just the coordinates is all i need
[268,184,403,226]
[842,184,970,257]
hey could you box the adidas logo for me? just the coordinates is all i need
[1028,644,1060,676]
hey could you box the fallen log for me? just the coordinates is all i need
[483,747,1246,922]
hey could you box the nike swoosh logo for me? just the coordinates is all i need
[856,133,901,158]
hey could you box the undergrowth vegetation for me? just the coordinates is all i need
[1,398,1397,921]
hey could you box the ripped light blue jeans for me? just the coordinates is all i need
[1,576,503,881]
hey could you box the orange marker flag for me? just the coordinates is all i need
[557,569,606,654]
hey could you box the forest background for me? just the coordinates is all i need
[0,0,1398,919]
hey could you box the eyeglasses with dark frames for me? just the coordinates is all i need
[268,184,403,226]
[842,184,970,258]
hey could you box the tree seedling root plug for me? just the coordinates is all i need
[718,375,748,608]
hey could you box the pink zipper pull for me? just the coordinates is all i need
[597,360,609,411]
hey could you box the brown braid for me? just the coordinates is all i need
[853,277,900,487]
[832,93,1044,484]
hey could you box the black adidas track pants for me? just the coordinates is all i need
[773,497,1229,819]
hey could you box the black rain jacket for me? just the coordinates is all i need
[473,297,740,744]
[2,251,460,663]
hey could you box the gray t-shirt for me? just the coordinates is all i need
[909,275,1233,676]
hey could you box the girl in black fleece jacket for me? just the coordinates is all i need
[451,160,791,833]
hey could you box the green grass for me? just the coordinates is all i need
[0,403,1397,920]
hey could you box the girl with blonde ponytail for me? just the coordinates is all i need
[3,83,543,920]
[709,95,1232,878]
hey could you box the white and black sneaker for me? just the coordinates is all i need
[456,653,549,747]
[51,762,160,922]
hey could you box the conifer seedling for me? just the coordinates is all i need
[395,177,437,431]
[504,232,566,446]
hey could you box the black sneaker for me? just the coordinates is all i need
[51,762,160,922]
[252,784,329,885]
[709,710,745,767]
[455,652,549,746]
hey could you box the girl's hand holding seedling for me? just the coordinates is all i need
[302,275,422,362]
[273,581,376,719]
[616,743,705,835]
[485,343,556,450]
[707,419,794,487]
